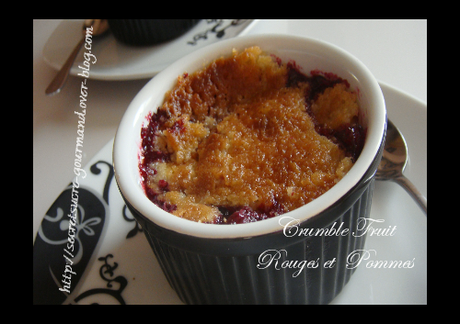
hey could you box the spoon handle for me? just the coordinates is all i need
[45,37,85,96]
[394,175,427,215]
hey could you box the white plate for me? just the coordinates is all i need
[42,19,257,81]
[33,82,426,304]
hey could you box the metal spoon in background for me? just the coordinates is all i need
[45,19,109,96]
[375,119,427,214]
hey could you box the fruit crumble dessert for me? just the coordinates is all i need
[139,46,365,224]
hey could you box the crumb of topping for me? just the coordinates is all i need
[311,83,359,130]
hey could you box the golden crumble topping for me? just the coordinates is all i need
[139,46,364,224]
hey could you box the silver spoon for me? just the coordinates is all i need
[45,19,109,96]
[376,119,427,214]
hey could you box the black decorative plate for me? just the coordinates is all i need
[33,141,181,304]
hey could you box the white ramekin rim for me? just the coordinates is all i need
[113,34,386,239]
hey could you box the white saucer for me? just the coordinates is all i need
[42,19,257,81]
[33,82,426,304]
